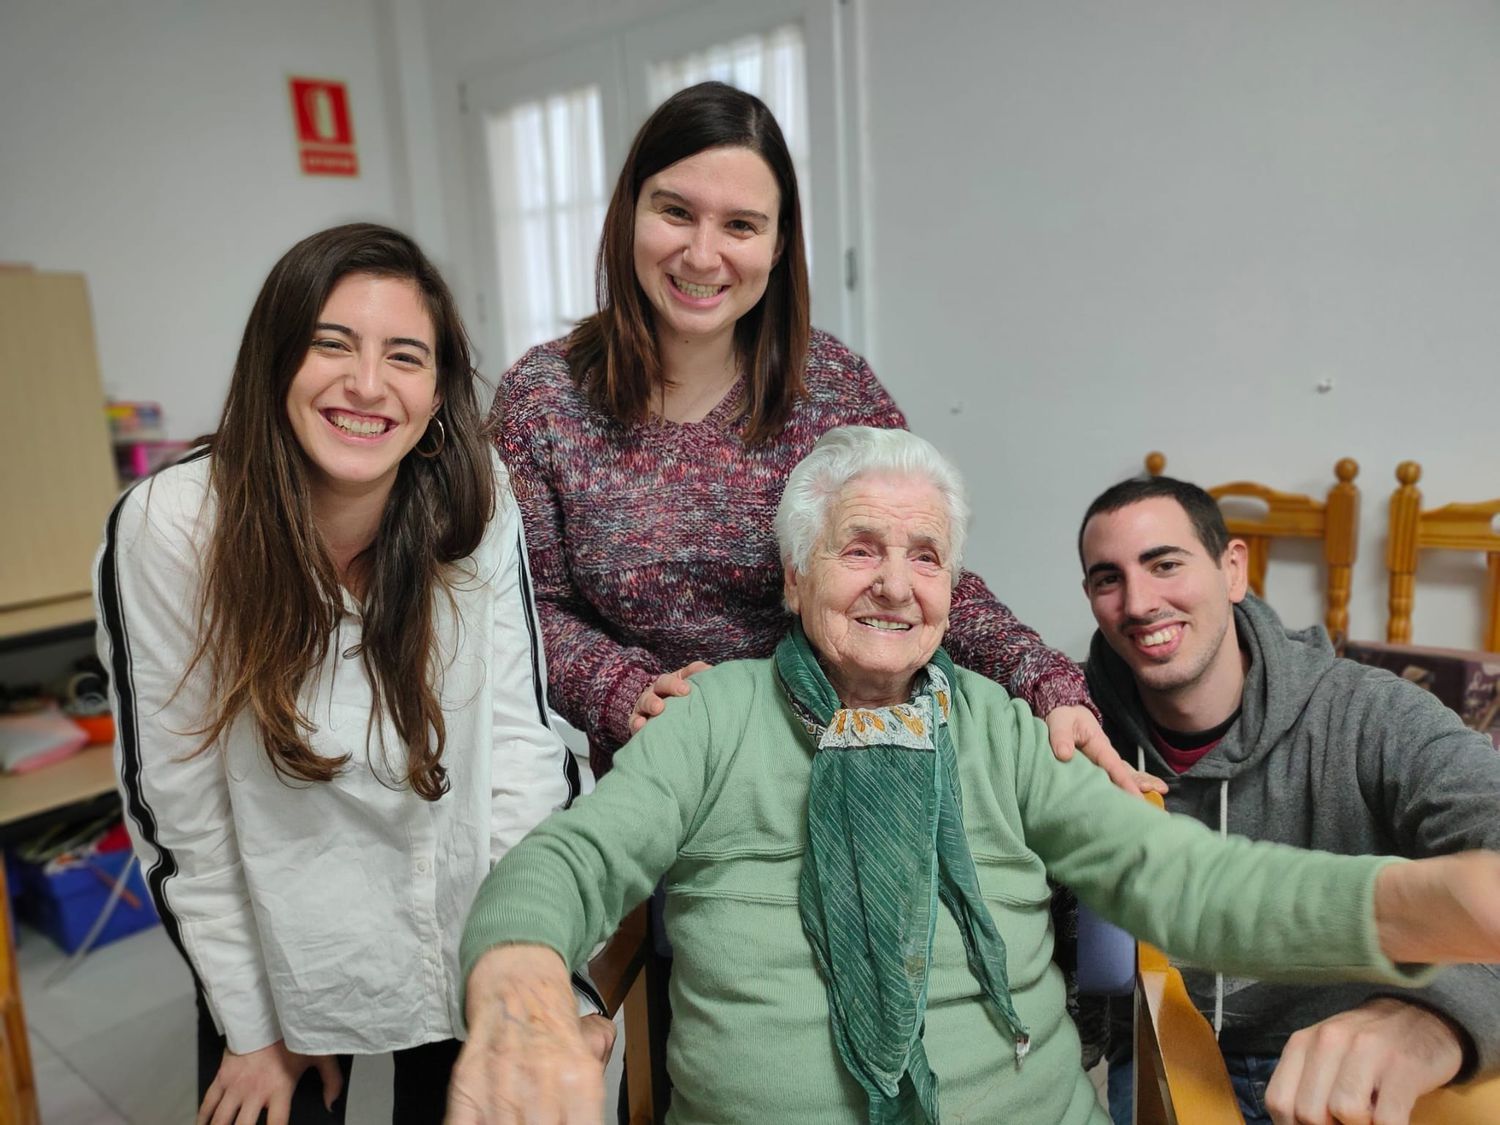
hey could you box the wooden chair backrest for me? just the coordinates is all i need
[590,903,666,1124]
[1386,460,1500,652]
[1132,790,1243,1125]
[1145,453,1360,647]
[1134,942,1243,1124]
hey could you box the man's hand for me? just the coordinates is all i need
[630,662,713,733]
[1042,704,1167,797]
[447,945,606,1124]
[197,1040,342,1125]
[1265,998,1465,1125]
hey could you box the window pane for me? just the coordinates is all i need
[484,85,607,359]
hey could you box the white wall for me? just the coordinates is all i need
[18,0,1488,653]
[418,0,1500,655]
[0,0,418,439]
[857,0,1500,655]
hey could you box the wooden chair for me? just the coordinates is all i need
[1386,461,1500,653]
[1132,790,1500,1125]
[589,903,668,1124]
[1129,787,1244,1124]
[0,861,40,1125]
[1135,938,1500,1125]
[1134,936,1243,1123]
[1145,453,1360,647]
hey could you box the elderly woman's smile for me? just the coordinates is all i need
[783,471,954,710]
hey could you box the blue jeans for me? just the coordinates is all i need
[1223,1052,1281,1125]
[1106,1052,1132,1125]
[1106,1049,1280,1125]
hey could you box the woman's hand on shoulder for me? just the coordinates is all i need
[448,945,609,1124]
[1042,705,1167,797]
[197,1040,342,1125]
[631,662,713,733]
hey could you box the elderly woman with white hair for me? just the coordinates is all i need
[448,426,1500,1125]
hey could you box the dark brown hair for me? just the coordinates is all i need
[1078,475,1232,568]
[567,81,811,445]
[191,222,493,800]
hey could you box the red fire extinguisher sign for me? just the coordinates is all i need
[288,77,359,177]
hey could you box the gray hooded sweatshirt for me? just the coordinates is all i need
[1086,592,1500,1076]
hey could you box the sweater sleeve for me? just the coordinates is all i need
[989,688,1428,986]
[944,572,1096,718]
[1357,675,1500,1076]
[491,351,661,754]
[460,677,720,990]
[94,474,283,1054]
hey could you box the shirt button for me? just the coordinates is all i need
[415,859,430,875]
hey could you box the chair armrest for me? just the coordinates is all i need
[587,902,650,1019]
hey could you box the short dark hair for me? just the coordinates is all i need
[1077,475,1232,568]
[566,81,810,445]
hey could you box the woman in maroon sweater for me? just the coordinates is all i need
[491,82,1134,787]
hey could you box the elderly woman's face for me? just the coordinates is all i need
[784,472,954,709]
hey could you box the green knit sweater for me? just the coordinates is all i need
[462,659,1422,1124]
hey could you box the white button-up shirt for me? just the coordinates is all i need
[95,452,578,1054]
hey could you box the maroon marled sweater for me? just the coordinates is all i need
[492,329,1093,775]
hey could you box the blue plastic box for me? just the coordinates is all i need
[14,848,159,954]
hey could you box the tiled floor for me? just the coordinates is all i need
[19,917,621,1124]
[18,922,404,1123]
[19,921,193,1124]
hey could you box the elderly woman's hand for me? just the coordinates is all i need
[1375,851,1500,964]
[1042,705,1167,797]
[447,945,608,1125]
[631,661,713,733]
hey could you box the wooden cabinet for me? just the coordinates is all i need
[0,270,119,641]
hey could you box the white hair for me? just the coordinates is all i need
[773,426,970,585]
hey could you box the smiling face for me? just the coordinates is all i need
[784,472,954,709]
[1080,497,1249,726]
[285,272,438,509]
[632,145,781,351]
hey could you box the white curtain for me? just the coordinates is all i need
[485,85,606,359]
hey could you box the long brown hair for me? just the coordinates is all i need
[190,223,492,800]
[567,81,811,445]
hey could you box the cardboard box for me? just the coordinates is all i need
[1344,640,1500,748]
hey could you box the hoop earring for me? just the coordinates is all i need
[415,415,446,459]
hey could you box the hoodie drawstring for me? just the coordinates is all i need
[1213,778,1229,1038]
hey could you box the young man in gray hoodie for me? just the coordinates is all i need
[1077,474,1500,1125]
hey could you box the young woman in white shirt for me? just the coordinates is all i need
[94,224,609,1124]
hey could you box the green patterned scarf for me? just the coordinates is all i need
[775,622,1030,1125]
